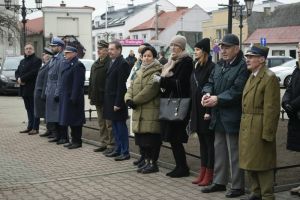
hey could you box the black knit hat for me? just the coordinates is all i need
[194,38,210,54]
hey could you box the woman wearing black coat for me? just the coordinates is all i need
[190,38,215,186]
[154,35,193,177]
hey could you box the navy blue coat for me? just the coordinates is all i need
[103,55,130,121]
[58,57,86,126]
[15,54,42,97]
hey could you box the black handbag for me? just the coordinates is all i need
[159,80,191,121]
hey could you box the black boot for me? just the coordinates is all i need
[166,166,178,176]
[133,156,145,166]
[141,160,159,174]
[137,160,150,173]
[169,166,189,178]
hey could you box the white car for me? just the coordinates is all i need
[79,59,94,92]
[269,59,297,88]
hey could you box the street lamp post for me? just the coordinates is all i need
[232,0,255,48]
[2,0,43,49]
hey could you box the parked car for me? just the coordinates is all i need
[0,55,23,94]
[269,59,297,88]
[79,59,94,93]
[266,56,293,68]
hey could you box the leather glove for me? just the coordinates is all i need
[126,100,136,109]
[282,103,296,118]
[153,74,161,83]
[54,96,59,103]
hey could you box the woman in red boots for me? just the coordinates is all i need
[190,38,215,186]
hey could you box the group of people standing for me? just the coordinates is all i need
[16,32,300,200]
[16,37,86,149]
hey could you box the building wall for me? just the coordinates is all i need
[43,7,94,59]
[27,35,44,59]
[159,5,210,46]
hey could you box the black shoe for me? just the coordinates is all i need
[47,134,55,138]
[133,156,144,166]
[226,189,245,198]
[64,143,73,148]
[28,130,39,135]
[240,195,262,200]
[166,167,178,176]
[48,138,59,143]
[169,167,190,178]
[40,131,51,137]
[141,162,159,174]
[68,143,82,149]
[137,160,146,168]
[56,139,68,145]
[137,162,149,173]
[19,129,32,133]
[94,146,107,152]
[105,151,120,157]
[201,184,227,193]
[102,148,114,155]
[114,154,130,161]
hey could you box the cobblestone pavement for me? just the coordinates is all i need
[0,96,298,200]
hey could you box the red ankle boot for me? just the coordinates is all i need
[192,167,206,184]
[198,168,213,186]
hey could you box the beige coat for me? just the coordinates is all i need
[239,66,280,171]
[124,60,162,134]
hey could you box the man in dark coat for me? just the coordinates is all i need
[15,43,42,134]
[88,40,114,154]
[201,34,249,198]
[34,48,53,136]
[59,46,86,149]
[103,41,131,161]
[45,37,66,143]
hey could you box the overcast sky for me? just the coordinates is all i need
[24,0,300,19]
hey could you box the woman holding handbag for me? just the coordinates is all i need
[153,35,193,178]
[125,46,162,174]
[190,38,215,186]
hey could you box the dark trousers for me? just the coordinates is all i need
[112,120,129,155]
[70,126,82,144]
[170,141,188,169]
[142,145,161,162]
[47,122,58,137]
[198,132,215,169]
[58,125,69,140]
[23,96,39,130]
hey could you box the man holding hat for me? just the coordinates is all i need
[239,45,280,200]
[59,45,86,149]
[88,40,114,154]
[45,37,67,143]
[201,34,249,198]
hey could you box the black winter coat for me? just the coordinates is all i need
[103,55,130,121]
[88,56,111,106]
[203,50,250,134]
[15,54,42,97]
[58,57,86,126]
[190,59,215,134]
[282,63,300,152]
[160,56,193,143]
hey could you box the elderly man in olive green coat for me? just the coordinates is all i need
[239,45,280,200]
[88,40,114,154]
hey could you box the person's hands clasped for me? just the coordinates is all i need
[201,93,218,107]
[153,74,161,83]
[126,100,137,109]
[114,106,121,112]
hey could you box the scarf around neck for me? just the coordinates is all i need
[161,50,190,77]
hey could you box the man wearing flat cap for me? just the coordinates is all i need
[59,46,86,149]
[201,34,249,198]
[239,45,280,200]
[33,48,53,136]
[45,37,67,143]
[88,40,114,154]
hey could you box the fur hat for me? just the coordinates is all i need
[195,38,210,54]
[170,35,187,50]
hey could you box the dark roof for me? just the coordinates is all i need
[244,26,300,44]
[93,2,154,29]
[247,2,300,36]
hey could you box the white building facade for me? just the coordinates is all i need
[43,4,94,59]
